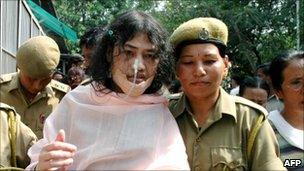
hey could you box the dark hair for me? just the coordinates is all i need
[89,10,174,94]
[239,76,270,97]
[231,75,243,85]
[53,70,64,76]
[79,26,104,49]
[67,66,85,78]
[256,62,270,76]
[52,70,65,81]
[269,50,304,91]
[169,79,181,93]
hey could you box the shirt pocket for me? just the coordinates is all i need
[211,147,247,171]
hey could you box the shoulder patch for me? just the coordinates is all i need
[233,96,268,117]
[0,73,15,84]
[50,80,71,93]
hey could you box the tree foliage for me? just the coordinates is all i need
[54,0,303,76]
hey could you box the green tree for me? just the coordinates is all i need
[54,0,303,76]
[53,0,156,53]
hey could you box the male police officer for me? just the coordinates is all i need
[0,36,70,138]
[0,102,37,169]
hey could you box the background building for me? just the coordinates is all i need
[0,0,77,75]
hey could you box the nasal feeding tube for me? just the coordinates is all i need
[125,58,140,98]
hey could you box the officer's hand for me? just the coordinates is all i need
[36,129,77,171]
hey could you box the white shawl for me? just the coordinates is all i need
[26,84,189,170]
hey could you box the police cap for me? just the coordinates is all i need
[170,17,228,55]
[16,36,60,78]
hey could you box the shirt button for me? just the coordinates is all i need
[196,137,201,142]
[194,166,200,171]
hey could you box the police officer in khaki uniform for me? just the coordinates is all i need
[0,36,70,139]
[169,17,286,170]
[0,102,37,169]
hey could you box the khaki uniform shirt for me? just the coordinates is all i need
[0,103,37,168]
[169,88,286,171]
[0,72,70,138]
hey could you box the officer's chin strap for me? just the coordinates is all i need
[124,58,140,99]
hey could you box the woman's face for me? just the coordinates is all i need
[111,32,159,96]
[276,59,304,112]
[243,87,268,107]
[68,69,84,89]
[176,43,229,99]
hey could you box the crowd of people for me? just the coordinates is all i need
[0,10,303,171]
[49,26,104,89]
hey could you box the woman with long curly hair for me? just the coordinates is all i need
[25,10,189,170]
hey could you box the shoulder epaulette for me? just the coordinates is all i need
[0,73,15,84]
[233,96,268,117]
[49,79,71,93]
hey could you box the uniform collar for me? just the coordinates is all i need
[45,84,55,97]
[171,91,187,118]
[7,73,19,92]
[173,87,237,123]
[215,87,237,122]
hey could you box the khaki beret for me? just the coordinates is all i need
[170,17,228,49]
[16,36,60,78]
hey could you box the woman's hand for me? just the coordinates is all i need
[36,129,77,171]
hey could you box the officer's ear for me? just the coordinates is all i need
[175,59,181,80]
[223,55,230,77]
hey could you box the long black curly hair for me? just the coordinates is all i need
[79,26,104,49]
[89,10,174,94]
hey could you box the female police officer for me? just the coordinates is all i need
[169,17,286,170]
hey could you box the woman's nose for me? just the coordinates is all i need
[194,62,206,76]
[133,56,145,72]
